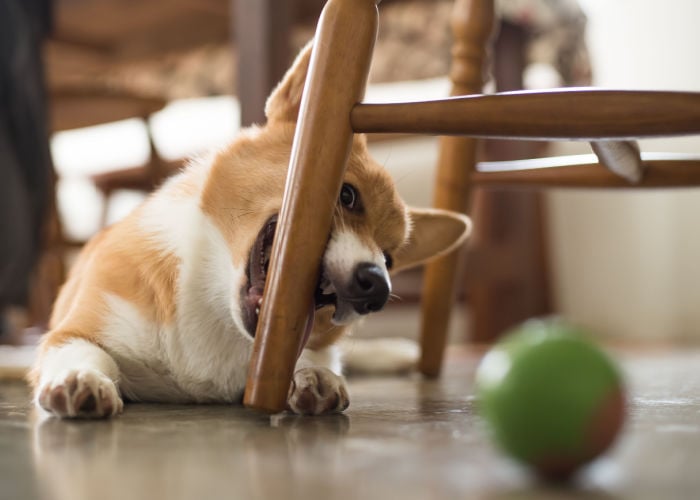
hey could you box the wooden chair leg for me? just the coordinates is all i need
[466,190,551,342]
[468,20,551,342]
[243,0,379,413]
[418,0,495,377]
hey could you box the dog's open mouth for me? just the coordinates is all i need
[241,215,337,338]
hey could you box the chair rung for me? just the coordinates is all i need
[471,154,700,188]
[351,89,700,140]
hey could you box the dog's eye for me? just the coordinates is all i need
[339,183,359,211]
[383,251,394,270]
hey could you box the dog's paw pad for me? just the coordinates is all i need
[287,367,349,416]
[37,369,123,419]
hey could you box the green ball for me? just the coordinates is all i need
[475,318,626,480]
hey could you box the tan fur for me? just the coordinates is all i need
[199,124,410,350]
[200,125,291,267]
[53,220,179,330]
[31,209,181,386]
[264,43,312,123]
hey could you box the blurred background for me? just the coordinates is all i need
[2,0,699,349]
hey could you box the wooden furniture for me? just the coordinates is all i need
[27,84,171,327]
[417,0,493,371]
[52,84,175,222]
[243,0,700,413]
[233,0,417,126]
[29,33,175,326]
[31,0,228,326]
[465,18,552,345]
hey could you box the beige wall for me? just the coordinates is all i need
[548,0,700,341]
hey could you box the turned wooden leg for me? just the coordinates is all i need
[244,0,379,413]
[418,0,495,377]
[469,20,551,342]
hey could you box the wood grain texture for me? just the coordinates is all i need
[418,0,495,377]
[351,89,700,139]
[243,0,379,413]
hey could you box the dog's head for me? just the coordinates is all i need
[202,43,471,347]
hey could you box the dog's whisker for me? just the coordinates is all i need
[381,149,393,170]
[220,207,256,214]
[321,324,338,335]
[219,206,248,211]
[333,205,347,232]
[391,168,420,188]
[219,207,260,221]
[232,194,259,206]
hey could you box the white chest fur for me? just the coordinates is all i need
[100,174,254,403]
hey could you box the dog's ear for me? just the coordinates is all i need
[391,208,471,273]
[265,41,313,123]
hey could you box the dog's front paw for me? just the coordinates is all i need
[37,368,123,419]
[287,367,349,416]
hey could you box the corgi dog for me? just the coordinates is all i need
[29,44,470,418]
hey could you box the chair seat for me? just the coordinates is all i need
[50,85,166,132]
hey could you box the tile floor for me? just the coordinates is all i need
[2,345,700,500]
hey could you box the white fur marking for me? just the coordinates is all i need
[38,338,120,388]
[324,230,384,281]
[36,338,122,418]
[297,345,343,376]
[324,230,390,325]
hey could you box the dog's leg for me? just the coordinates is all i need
[287,346,349,415]
[34,337,123,419]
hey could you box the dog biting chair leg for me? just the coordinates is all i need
[243,0,380,413]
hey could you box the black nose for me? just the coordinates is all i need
[347,263,390,315]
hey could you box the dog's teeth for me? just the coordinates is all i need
[255,307,260,316]
[257,298,263,306]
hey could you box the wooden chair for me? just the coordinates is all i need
[243,0,700,412]
[28,83,170,327]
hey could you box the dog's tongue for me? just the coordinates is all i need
[297,300,315,358]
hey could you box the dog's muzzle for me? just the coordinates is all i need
[327,262,390,325]
[342,263,390,315]
[242,216,392,336]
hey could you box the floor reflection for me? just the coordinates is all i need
[32,406,352,500]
